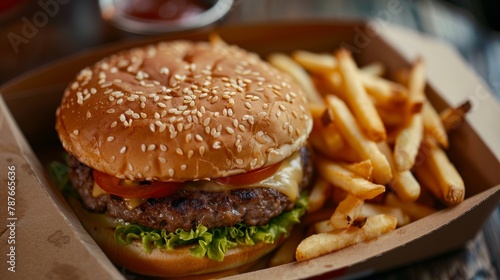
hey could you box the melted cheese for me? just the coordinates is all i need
[122,198,147,210]
[181,151,304,201]
[91,151,303,209]
[91,182,107,197]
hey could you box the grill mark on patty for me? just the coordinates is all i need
[68,146,313,232]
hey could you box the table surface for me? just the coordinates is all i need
[0,1,498,279]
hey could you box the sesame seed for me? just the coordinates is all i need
[187,150,194,159]
[177,123,184,132]
[120,146,127,154]
[226,127,234,134]
[110,156,116,162]
[185,134,192,143]
[236,158,244,165]
[107,109,115,114]
[176,148,183,155]
[148,144,156,151]
[111,121,117,128]
[245,102,252,109]
[159,157,167,163]
[238,124,246,132]
[195,134,203,141]
[168,168,174,176]
[203,118,211,126]
[199,146,205,156]
[144,165,151,172]
[141,144,146,152]
[160,67,169,75]
[160,144,167,151]
[150,124,156,132]
[73,130,79,136]
[181,164,187,171]
[107,136,114,142]
[158,102,167,108]
[213,141,221,149]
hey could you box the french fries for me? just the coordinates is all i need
[424,144,465,204]
[335,49,386,141]
[261,46,469,265]
[360,203,411,227]
[406,58,426,113]
[307,178,331,213]
[268,53,324,105]
[422,101,449,148]
[296,215,397,262]
[394,114,423,171]
[317,159,385,200]
[330,194,364,229]
[378,142,421,201]
[326,95,392,184]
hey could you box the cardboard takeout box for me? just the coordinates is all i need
[1,21,499,279]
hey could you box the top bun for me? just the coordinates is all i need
[56,41,312,181]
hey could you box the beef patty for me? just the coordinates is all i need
[68,146,313,232]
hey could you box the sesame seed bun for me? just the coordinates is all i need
[56,41,312,181]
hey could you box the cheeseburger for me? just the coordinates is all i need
[55,40,313,277]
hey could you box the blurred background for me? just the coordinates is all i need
[0,0,498,279]
[1,0,500,98]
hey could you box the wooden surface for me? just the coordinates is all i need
[0,1,498,279]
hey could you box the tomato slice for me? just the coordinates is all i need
[92,170,183,199]
[214,162,281,186]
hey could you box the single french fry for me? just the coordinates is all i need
[268,53,324,105]
[384,193,436,221]
[406,58,426,113]
[335,49,386,141]
[296,214,397,262]
[360,62,385,77]
[413,162,443,201]
[308,178,332,213]
[330,194,364,229]
[378,142,421,201]
[292,50,337,74]
[440,100,472,133]
[425,145,465,204]
[422,101,449,148]
[269,227,305,267]
[360,203,411,227]
[326,95,392,184]
[317,159,386,200]
[292,50,384,77]
[340,160,373,180]
[360,73,408,108]
[394,114,424,171]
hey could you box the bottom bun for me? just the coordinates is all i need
[68,197,283,277]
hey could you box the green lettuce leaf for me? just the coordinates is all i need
[115,195,308,262]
